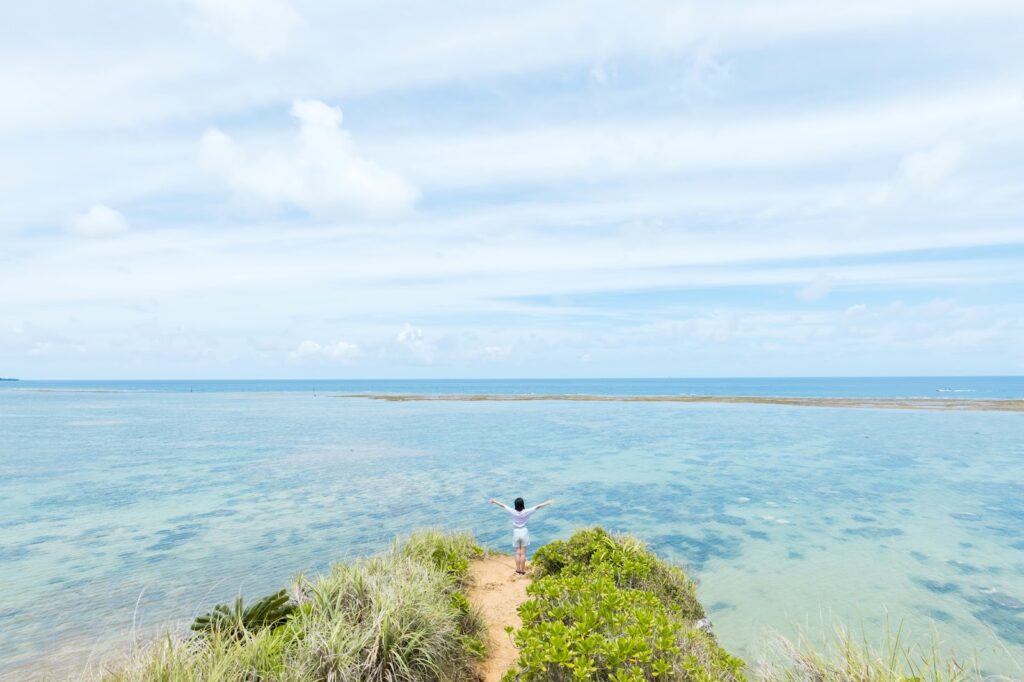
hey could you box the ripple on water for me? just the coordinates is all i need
[170,509,239,523]
[967,589,1024,645]
[147,523,206,552]
[925,608,955,623]
[912,577,960,594]
[651,531,743,571]
[0,545,32,561]
[842,526,905,539]
[946,560,983,575]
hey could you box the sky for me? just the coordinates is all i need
[2,1,1024,379]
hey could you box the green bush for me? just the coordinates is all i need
[532,527,705,622]
[507,528,744,682]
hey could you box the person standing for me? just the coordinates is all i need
[488,497,553,575]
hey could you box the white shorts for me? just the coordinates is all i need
[512,527,529,549]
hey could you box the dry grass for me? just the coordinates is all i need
[755,622,1012,682]
[94,530,487,682]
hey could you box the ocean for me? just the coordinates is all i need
[1,378,1023,677]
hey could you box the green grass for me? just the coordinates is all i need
[755,622,992,682]
[97,529,487,682]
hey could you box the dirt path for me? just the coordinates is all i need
[468,556,531,682]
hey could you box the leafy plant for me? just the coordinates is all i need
[190,589,295,640]
[532,527,705,622]
[507,528,743,681]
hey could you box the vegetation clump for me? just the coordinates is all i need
[507,527,746,681]
[190,589,296,640]
[95,526,992,682]
[101,529,486,682]
[756,623,987,682]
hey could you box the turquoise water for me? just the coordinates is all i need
[1,379,1023,677]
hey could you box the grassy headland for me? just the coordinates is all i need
[95,528,990,681]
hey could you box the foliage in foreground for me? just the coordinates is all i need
[506,527,746,682]
[756,623,991,682]
[100,529,486,682]
[190,589,295,640]
[95,526,1001,682]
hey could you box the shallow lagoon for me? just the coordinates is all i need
[1,382,1023,677]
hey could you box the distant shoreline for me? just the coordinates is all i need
[339,393,1024,412]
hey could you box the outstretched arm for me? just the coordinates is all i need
[533,499,554,510]
[488,498,511,510]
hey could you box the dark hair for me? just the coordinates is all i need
[514,497,525,511]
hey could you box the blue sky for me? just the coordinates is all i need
[1,1,1023,379]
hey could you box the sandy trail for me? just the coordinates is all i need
[468,556,531,682]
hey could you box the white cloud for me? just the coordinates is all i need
[796,274,833,302]
[289,339,360,361]
[680,44,731,95]
[869,141,968,206]
[483,344,513,359]
[199,100,419,217]
[67,204,129,236]
[899,142,966,189]
[373,86,1022,190]
[394,323,433,362]
[183,0,303,58]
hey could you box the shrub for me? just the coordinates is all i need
[532,527,705,622]
[508,528,744,681]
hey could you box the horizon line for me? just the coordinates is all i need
[5,374,1023,382]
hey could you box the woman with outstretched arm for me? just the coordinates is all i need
[488,497,553,575]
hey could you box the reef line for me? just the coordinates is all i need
[337,394,1024,412]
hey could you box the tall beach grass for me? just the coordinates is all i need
[757,621,1008,682]
[95,529,486,682]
